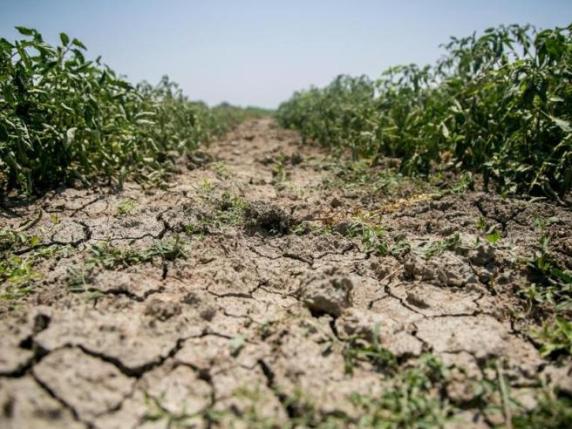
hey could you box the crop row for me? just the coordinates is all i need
[277,24,572,199]
[0,27,267,197]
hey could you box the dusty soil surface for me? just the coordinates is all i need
[1,119,571,428]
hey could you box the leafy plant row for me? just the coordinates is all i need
[277,24,572,198]
[0,27,268,196]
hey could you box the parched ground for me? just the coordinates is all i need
[1,119,571,428]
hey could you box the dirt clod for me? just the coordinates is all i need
[299,267,354,317]
[245,200,292,235]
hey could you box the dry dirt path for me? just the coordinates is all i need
[1,119,571,428]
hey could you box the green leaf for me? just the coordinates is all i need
[15,26,35,36]
[59,32,70,46]
[485,229,502,245]
[549,116,572,133]
[71,38,86,50]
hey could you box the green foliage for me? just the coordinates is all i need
[343,221,388,256]
[424,233,461,259]
[525,233,572,316]
[0,227,40,252]
[350,355,452,428]
[0,255,41,298]
[209,102,273,135]
[0,28,266,196]
[343,328,398,374]
[0,227,63,299]
[88,237,186,270]
[512,391,572,429]
[185,192,247,235]
[278,24,572,198]
[532,318,572,358]
[116,198,137,216]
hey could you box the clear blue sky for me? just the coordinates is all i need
[1,0,571,108]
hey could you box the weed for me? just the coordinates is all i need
[343,326,398,375]
[344,221,388,256]
[0,228,41,253]
[271,155,288,184]
[142,393,203,428]
[198,179,215,194]
[211,161,229,179]
[185,192,247,234]
[424,233,461,259]
[512,390,572,428]
[532,318,572,358]
[485,229,502,245]
[116,199,137,216]
[389,236,411,258]
[66,266,94,293]
[0,228,59,299]
[524,233,572,317]
[0,255,41,299]
[349,354,452,428]
[88,236,186,269]
[229,335,246,357]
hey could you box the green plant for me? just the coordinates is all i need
[343,332,398,375]
[271,155,288,184]
[88,236,186,269]
[512,390,572,429]
[116,198,137,216]
[350,354,452,428]
[344,221,388,256]
[0,28,266,197]
[525,234,572,316]
[278,24,572,198]
[185,192,247,234]
[532,318,572,358]
[424,233,461,259]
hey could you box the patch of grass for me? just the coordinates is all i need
[389,236,411,258]
[523,232,572,319]
[423,233,461,259]
[532,318,572,358]
[0,255,41,299]
[349,354,452,428]
[512,390,572,429]
[271,155,289,185]
[485,229,502,245]
[0,228,41,253]
[343,221,388,256]
[211,161,230,179]
[343,330,398,375]
[0,228,63,300]
[185,192,247,235]
[197,178,215,195]
[116,198,137,216]
[88,236,186,270]
[66,238,186,293]
[324,160,425,198]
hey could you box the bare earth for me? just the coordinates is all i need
[1,119,571,428]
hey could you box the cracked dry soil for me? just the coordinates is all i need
[1,118,572,428]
